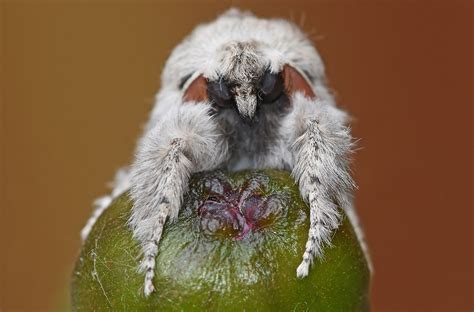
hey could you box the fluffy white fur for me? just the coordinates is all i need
[81,8,372,296]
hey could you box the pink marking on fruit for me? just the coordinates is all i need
[196,175,288,240]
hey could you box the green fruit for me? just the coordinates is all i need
[71,170,370,311]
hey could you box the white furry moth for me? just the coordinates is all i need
[81,9,371,296]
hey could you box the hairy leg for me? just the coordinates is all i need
[81,168,131,241]
[129,103,228,296]
[281,93,356,277]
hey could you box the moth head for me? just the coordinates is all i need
[183,64,315,120]
[165,9,327,121]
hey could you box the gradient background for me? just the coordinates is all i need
[1,1,472,311]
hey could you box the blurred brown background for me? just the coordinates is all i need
[1,0,472,311]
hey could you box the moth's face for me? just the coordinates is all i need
[207,69,286,121]
[182,42,315,121]
[163,9,324,121]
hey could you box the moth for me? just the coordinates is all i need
[81,9,371,296]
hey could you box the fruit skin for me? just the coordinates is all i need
[71,170,370,311]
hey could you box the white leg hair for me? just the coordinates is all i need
[280,93,357,277]
[81,168,132,241]
[128,103,228,296]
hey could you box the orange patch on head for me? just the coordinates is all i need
[183,75,208,102]
[282,65,316,99]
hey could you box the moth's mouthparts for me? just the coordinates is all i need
[236,94,257,120]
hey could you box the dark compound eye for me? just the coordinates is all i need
[207,79,234,108]
[258,71,284,104]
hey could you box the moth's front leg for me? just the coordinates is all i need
[129,103,227,296]
[285,94,355,277]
